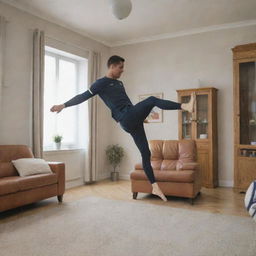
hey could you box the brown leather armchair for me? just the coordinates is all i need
[130,140,201,204]
[0,145,65,212]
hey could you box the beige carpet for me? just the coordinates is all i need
[0,196,255,256]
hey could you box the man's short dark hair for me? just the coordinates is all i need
[107,55,125,68]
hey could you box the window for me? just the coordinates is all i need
[43,46,88,151]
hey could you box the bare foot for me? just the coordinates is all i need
[152,183,167,202]
[181,92,196,113]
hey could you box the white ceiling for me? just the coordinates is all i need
[2,0,256,47]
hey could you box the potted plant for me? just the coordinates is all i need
[53,135,63,150]
[105,144,124,181]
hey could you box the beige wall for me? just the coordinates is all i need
[0,2,112,187]
[1,1,256,187]
[110,25,256,187]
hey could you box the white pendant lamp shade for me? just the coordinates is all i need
[109,0,132,20]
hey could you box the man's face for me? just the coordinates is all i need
[110,62,124,78]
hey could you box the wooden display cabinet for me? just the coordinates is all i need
[177,88,218,188]
[232,43,256,192]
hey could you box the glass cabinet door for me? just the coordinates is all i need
[181,95,192,139]
[239,61,256,145]
[196,94,209,139]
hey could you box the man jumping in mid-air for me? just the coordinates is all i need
[50,55,195,201]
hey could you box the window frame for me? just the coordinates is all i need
[44,50,81,150]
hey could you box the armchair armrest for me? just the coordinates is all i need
[48,162,65,195]
[135,162,143,170]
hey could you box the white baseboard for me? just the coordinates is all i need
[98,172,111,181]
[65,173,129,189]
[98,173,130,181]
[66,178,84,189]
[119,174,130,180]
[218,180,234,187]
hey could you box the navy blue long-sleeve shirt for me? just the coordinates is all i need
[63,76,133,122]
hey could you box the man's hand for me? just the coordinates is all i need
[143,119,149,124]
[50,104,65,113]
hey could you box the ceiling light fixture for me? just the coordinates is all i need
[109,0,132,20]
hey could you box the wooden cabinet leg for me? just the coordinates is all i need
[58,195,63,203]
[133,192,138,199]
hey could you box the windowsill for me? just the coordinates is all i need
[43,148,86,153]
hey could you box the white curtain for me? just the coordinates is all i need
[32,29,45,158]
[84,51,101,183]
[0,16,7,115]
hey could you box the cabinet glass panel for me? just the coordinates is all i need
[181,96,192,139]
[196,94,208,139]
[239,61,256,145]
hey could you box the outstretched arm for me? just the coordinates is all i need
[50,79,103,114]
[63,90,94,108]
[50,90,93,113]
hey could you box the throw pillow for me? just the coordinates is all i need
[12,158,53,177]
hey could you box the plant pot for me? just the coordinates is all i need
[55,142,61,150]
[111,171,119,181]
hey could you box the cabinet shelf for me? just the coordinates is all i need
[239,144,256,149]
[238,156,256,159]
[241,123,256,126]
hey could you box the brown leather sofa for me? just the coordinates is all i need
[0,145,65,212]
[130,140,201,204]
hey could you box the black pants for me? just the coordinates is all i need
[119,96,181,184]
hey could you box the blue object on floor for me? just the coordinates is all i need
[244,180,256,221]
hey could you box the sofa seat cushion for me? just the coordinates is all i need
[17,173,57,191]
[130,170,195,183]
[0,176,20,196]
[0,174,57,196]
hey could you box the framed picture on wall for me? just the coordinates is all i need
[138,93,163,123]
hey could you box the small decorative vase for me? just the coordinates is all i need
[55,142,61,150]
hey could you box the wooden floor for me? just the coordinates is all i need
[0,179,248,220]
[63,179,248,217]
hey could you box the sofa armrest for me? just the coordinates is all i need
[176,161,199,171]
[48,162,65,196]
[135,162,143,170]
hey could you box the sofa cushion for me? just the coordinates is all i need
[17,173,58,191]
[12,158,53,177]
[151,160,162,170]
[0,162,19,178]
[0,174,58,196]
[130,170,195,183]
[0,176,20,196]
[135,160,163,170]
[162,140,179,160]
[149,140,163,160]
[179,140,196,162]
[176,162,199,170]
[161,160,178,170]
